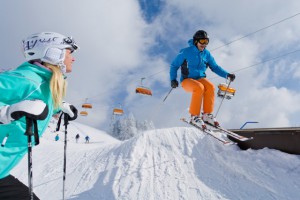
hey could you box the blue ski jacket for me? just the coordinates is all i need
[0,62,57,179]
[170,39,229,82]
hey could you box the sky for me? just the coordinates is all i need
[2,0,300,130]
[12,121,300,199]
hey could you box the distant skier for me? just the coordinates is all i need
[76,134,80,143]
[85,135,90,143]
[0,32,79,199]
[170,30,235,128]
[55,134,60,141]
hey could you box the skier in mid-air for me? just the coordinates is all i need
[170,30,235,128]
[0,32,79,199]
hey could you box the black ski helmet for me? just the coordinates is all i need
[193,30,209,44]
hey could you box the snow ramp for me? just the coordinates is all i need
[72,127,300,200]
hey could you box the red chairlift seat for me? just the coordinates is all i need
[80,111,88,116]
[80,99,92,116]
[136,78,152,96]
[82,103,92,109]
[136,86,152,96]
[113,108,124,115]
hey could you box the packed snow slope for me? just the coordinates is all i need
[11,121,300,200]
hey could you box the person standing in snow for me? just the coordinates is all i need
[169,30,235,128]
[0,32,79,199]
[55,134,60,141]
[85,135,90,143]
[76,133,80,143]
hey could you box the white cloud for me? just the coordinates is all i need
[1,0,300,129]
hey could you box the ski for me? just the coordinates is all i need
[203,122,253,142]
[181,118,234,145]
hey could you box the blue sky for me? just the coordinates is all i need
[2,0,300,130]
[139,0,165,23]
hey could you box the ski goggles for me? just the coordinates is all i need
[198,38,209,45]
[63,37,79,52]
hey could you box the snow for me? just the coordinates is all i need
[11,121,300,200]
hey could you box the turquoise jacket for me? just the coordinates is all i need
[0,62,55,179]
[170,39,229,82]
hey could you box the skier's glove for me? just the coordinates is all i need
[171,80,179,88]
[61,102,78,121]
[0,100,48,124]
[227,73,236,82]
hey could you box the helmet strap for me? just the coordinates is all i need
[58,63,67,74]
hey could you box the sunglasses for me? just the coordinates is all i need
[63,37,79,52]
[198,38,209,45]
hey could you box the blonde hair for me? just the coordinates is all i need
[44,63,67,109]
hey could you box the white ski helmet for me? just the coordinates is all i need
[22,32,79,73]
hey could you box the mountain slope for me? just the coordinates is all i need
[12,123,300,200]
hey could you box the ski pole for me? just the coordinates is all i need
[215,80,232,117]
[163,88,173,102]
[25,117,34,200]
[62,113,69,200]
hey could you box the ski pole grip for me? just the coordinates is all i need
[64,113,69,127]
[25,117,33,136]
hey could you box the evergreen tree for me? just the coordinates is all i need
[110,112,155,140]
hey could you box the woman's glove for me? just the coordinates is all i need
[0,100,48,124]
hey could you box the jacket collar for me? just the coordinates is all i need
[188,39,204,53]
[17,62,53,80]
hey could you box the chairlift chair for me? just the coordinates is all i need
[136,86,152,96]
[80,111,88,116]
[135,78,152,96]
[217,83,236,100]
[82,103,92,109]
[80,98,92,116]
[113,108,124,115]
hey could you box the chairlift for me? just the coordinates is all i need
[80,98,92,116]
[113,103,124,115]
[82,103,92,109]
[136,86,152,96]
[80,111,88,116]
[217,83,236,100]
[113,108,124,115]
[135,78,152,96]
[82,98,92,108]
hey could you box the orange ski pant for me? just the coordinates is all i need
[181,78,215,116]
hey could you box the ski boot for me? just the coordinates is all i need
[202,113,220,127]
[190,115,207,130]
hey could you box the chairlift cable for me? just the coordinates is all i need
[209,48,300,80]
[210,12,300,51]
[234,49,300,73]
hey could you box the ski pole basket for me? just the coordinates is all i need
[217,83,236,100]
